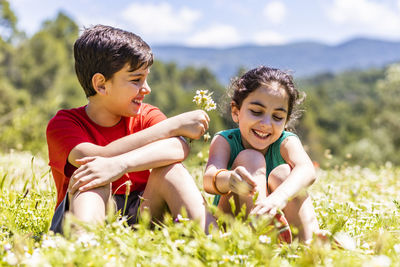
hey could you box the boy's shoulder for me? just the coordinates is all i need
[47,106,86,127]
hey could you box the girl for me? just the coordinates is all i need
[204,66,320,242]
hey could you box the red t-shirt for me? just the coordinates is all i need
[46,103,167,208]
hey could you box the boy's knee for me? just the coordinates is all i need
[151,163,186,177]
[233,149,266,168]
[268,164,291,191]
[150,163,193,185]
[69,184,111,222]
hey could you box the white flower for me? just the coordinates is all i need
[369,255,391,267]
[259,235,271,244]
[193,89,217,111]
[5,252,18,265]
[77,233,99,247]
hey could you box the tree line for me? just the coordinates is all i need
[1,1,399,167]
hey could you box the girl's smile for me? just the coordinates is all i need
[231,83,289,154]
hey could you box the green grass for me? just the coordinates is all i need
[1,152,399,266]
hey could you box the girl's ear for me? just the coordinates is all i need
[92,73,107,95]
[231,101,240,123]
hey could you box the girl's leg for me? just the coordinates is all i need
[268,164,319,241]
[141,163,215,232]
[218,149,267,216]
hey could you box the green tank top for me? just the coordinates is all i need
[212,128,297,205]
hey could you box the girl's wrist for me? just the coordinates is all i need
[212,169,231,195]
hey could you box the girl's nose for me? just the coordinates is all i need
[260,116,272,126]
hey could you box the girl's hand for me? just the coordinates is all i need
[228,166,257,196]
[250,192,287,216]
[68,156,126,194]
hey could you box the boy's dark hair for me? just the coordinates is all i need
[229,66,304,129]
[74,24,153,97]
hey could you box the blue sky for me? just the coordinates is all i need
[9,0,400,47]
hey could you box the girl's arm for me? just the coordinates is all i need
[203,135,256,195]
[68,110,209,167]
[69,136,189,194]
[203,136,232,194]
[269,136,316,204]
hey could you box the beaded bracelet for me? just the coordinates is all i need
[212,169,231,195]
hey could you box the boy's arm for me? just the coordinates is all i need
[68,110,209,167]
[69,136,189,194]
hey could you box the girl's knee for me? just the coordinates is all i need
[268,164,291,191]
[233,149,266,169]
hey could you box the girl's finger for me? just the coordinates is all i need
[236,168,256,187]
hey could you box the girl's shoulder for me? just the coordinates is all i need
[277,131,298,145]
[216,128,240,140]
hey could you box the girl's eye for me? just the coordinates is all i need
[250,110,262,115]
[273,115,284,121]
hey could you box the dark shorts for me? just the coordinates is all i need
[49,191,143,234]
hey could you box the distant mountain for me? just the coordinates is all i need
[152,38,400,84]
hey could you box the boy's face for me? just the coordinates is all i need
[104,63,151,117]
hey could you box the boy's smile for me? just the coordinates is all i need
[231,84,288,154]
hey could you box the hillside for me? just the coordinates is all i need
[152,38,400,84]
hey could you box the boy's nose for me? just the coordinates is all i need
[140,81,151,95]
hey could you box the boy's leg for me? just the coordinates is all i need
[218,149,267,216]
[140,163,215,232]
[69,184,112,224]
[268,164,319,241]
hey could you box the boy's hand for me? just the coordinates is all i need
[68,156,126,194]
[228,166,257,196]
[170,110,210,139]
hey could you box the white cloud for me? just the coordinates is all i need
[253,30,286,45]
[121,3,201,36]
[263,1,287,24]
[185,24,241,47]
[328,0,400,38]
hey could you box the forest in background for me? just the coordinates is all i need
[1,1,400,167]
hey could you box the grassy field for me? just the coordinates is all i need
[1,151,399,266]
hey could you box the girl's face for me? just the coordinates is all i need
[231,83,289,154]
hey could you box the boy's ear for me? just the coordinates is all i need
[92,73,107,95]
[231,101,239,123]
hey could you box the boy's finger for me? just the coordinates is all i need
[79,179,104,192]
[75,157,96,165]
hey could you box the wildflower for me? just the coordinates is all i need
[193,89,216,112]
[333,232,356,250]
[77,233,99,247]
[394,244,400,253]
[369,255,391,267]
[203,132,211,142]
[5,252,18,265]
[259,235,271,244]
[192,89,217,142]
[175,214,189,222]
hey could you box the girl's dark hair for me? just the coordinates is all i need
[229,66,304,129]
[74,25,153,97]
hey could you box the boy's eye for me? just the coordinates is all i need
[130,79,140,83]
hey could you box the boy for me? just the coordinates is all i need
[47,24,214,233]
